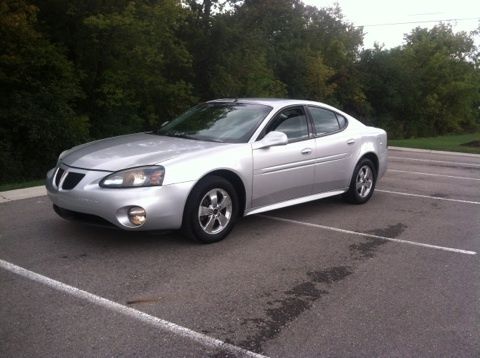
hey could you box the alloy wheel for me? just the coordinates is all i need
[198,188,233,234]
[355,165,373,198]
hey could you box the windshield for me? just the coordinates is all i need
[156,102,272,143]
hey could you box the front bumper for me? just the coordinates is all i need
[46,164,195,230]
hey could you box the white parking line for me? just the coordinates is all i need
[260,215,476,256]
[376,189,480,205]
[0,259,267,358]
[388,169,480,181]
[389,156,480,168]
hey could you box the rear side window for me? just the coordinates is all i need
[335,113,348,129]
[308,106,340,135]
[336,113,347,129]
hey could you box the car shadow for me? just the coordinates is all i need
[51,218,193,248]
[46,194,350,251]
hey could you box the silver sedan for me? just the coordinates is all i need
[46,99,387,243]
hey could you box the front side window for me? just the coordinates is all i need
[308,106,341,135]
[265,107,309,142]
[156,103,272,143]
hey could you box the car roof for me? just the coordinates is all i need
[207,98,355,120]
[207,98,330,108]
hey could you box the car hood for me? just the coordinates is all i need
[61,133,226,171]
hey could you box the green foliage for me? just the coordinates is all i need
[82,0,197,137]
[303,52,336,101]
[360,24,480,138]
[303,4,366,115]
[0,179,45,192]
[0,0,87,183]
[208,14,287,97]
[389,132,480,154]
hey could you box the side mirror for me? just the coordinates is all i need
[252,131,288,150]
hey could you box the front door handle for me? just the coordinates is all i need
[301,148,312,155]
[347,139,356,145]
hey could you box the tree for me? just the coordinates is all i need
[2,0,479,185]
[208,11,287,97]
[83,1,196,137]
[0,0,86,182]
[402,25,480,136]
[229,1,366,115]
[360,24,480,138]
[303,4,366,114]
[33,0,197,138]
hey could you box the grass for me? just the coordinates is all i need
[0,179,45,192]
[389,132,480,154]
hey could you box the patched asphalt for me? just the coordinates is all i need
[1,148,479,357]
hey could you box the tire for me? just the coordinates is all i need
[182,175,239,243]
[344,158,377,204]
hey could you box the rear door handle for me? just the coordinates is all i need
[347,139,356,145]
[301,148,312,155]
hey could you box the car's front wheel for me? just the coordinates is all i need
[344,158,377,204]
[182,176,239,243]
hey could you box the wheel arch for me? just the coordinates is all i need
[359,152,379,175]
[344,151,379,204]
[189,169,247,218]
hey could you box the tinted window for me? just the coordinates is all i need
[308,107,340,135]
[336,113,347,129]
[156,103,272,143]
[267,107,309,141]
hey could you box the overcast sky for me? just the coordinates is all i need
[303,0,480,49]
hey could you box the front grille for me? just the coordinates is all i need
[62,172,85,190]
[55,168,65,187]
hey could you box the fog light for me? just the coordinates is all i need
[128,206,146,226]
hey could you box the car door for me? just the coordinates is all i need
[251,106,316,208]
[306,106,356,193]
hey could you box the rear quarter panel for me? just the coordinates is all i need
[351,126,388,179]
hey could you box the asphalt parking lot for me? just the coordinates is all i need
[1,148,479,357]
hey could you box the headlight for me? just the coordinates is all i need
[100,166,165,188]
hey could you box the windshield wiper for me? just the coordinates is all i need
[203,137,225,143]
[159,132,198,140]
[157,131,225,143]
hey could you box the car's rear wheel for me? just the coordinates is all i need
[344,158,377,204]
[182,176,239,243]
